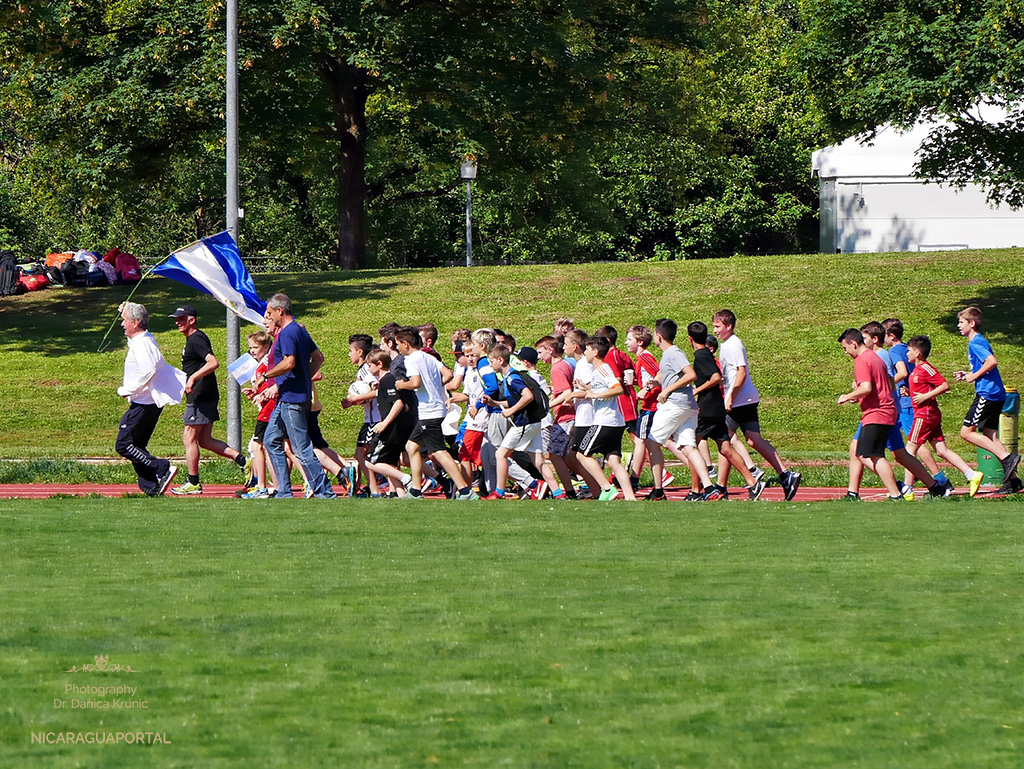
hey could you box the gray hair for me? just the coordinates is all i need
[267,293,292,316]
[122,302,149,330]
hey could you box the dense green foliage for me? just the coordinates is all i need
[799,0,1024,206]
[0,0,825,267]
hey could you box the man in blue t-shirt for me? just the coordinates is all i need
[260,293,335,499]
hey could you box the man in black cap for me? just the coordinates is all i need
[168,305,250,494]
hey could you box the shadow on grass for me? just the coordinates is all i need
[0,272,406,357]
[937,285,1024,348]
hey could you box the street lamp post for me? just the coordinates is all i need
[459,158,477,267]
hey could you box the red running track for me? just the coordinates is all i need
[0,484,986,501]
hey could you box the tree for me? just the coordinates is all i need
[1,0,705,267]
[798,0,1024,206]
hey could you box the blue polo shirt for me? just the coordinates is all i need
[969,334,1005,401]
[273,320,317,404]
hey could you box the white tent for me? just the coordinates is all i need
[811,118,1024,253]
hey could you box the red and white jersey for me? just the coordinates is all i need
[634,348,661,412]
[908,361,946,419]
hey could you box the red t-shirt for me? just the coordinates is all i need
[908,360,946,419]
[254,359,277,422]
[634,348,661,412]
[854,349,897,426]
[605,346,638,422]
[549,358,576,423]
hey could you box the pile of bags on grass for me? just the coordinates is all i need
[0,248,142,296]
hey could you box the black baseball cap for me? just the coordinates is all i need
[168,305,197,318]
[517,346,539,365]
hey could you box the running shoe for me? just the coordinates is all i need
[969,472,985,497]
[747,479,766,501]
[529,481,548,501]
[841,491,860,501]
[240,487,273,499]
[598,488,620,501]
[304,481,315,499]
[899,482,915,501]
[484,491,507,500]
[707,465,718,480]
[152,465,178,497]
[455,489,480,501]
[242,453,254,480]
[750,466,765,483]
[782,471,802,501]
[661,470,674,487]
[888,494,905,502]
[683,490,704,501]
[171,481,202,496]
[927,481,950,498]
[347,466,358,497]
[421,476,440,493]
[644,488,667,501]
[1001,452,1021,479]
[702,486,725,501]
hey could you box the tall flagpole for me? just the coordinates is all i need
[225,0,242,451]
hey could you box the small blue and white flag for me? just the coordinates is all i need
[153,231,266,326]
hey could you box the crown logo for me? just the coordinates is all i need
[65,654,139,673]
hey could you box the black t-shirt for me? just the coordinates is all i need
[376,372,416,444]
[182,329,218,404]
[693,347,725,420]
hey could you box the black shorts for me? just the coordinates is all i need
[368,434,404,467]
[725,402,760,434]
[408,417,448,454]
[356,422,374,447]
[963,395,1004,432]
[696,414,730,443]
[624,418,638,436]
[183,400,219,426]
[856,423,892,458]
[634,410,657,441]
[307,410,329,450]
[579,424,626,458]
[252,419,269,444]
[572,424,594,453]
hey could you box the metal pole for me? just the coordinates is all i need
[465,180,472,267]
[225,0,242,451]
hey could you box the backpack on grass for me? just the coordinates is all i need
[0,251,19,296]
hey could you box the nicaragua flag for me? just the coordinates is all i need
[153,231,267,326]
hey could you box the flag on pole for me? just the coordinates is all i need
[153,231,266,326]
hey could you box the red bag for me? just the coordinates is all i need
[16,272,50,293]
[115,252,142,283]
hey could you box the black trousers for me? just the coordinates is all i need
[115,402,170,495]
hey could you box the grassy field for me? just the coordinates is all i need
[3,496,1024,767]
[1,250,1021,461]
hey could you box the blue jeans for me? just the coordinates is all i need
[264,401,335,498]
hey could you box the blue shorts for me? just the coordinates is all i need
[853,423,905,452]
[898,407,914,437]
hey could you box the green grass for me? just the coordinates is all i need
[4,496,1024,767]
[1,250,1022,461]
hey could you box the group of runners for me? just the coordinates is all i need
[114,297,1019,501]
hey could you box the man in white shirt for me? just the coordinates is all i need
[712,309,801,501]
[115,302,179,496]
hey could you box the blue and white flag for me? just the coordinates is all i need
[153,231,266,326]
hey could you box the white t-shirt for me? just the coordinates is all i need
[461,366,489,431]
[719,334,760,407]
[356,362,381,423]
[573,358,595,427]
[404,349,447,420]
[590,363,625,427]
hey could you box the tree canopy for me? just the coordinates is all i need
[799,0,1024,206]
[0,0,825,265]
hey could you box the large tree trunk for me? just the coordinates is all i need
[319,55,368,270]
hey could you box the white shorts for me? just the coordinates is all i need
[501,422,543,453]
[649,401,698,448]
